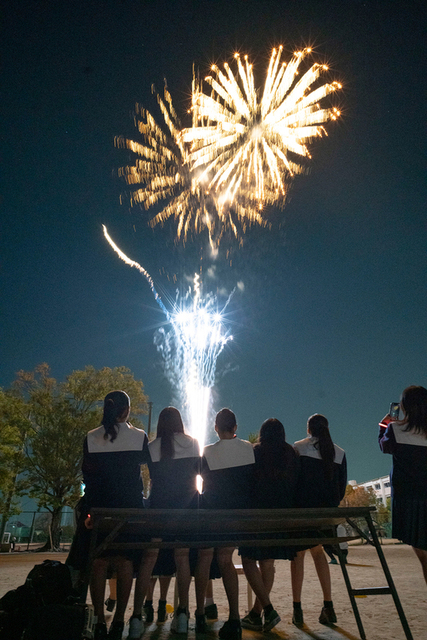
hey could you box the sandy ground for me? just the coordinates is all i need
[1,544,425,640]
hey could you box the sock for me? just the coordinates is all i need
[263,604,273,616]
[144,600,153,607]
[177,606,187,615]
[158,599,166,606]
[249,608,261,619]
[323,600,333,609]
[205,597,214,606]
[293,602,302,610]
[131,614,142,620]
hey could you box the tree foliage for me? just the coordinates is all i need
[6,363,148,550]
[0,390,32,542]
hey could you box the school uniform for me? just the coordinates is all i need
[201,436,255,509]
[379,421,427,550]
[293,436,347,508]
[147,433,200,509]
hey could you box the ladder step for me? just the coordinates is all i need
[351,587,392,596]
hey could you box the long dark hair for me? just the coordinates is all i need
[156,407,185,459]
[101,390,130,442]
[400,385,427,436]
[254,418,295,481]
[307,413,335,481]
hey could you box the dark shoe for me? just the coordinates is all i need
[263,609,280,632]
[94,622,108,640]
[204,603,218,620]
[292,609,304,628]
[219,620,242,640]
[157,600,167,623]
[196,614,208,633]
[105,598,116,612]
[329,557,338,565]
[241,612,263,631]
[108,620,124,639]
[319,606,337,625]
[144,602,154,624]
[128,616,145,639]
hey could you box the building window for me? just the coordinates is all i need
[384,482,390,488]
[374,484,381,490]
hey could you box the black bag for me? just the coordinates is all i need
[23,603,95,640]
[0,559,81,640]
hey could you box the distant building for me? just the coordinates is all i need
[348,475,391,505]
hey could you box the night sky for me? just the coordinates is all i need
[1,0,426,483]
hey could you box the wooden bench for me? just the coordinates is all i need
[88,506,412,640]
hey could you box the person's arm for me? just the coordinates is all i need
[379,421,396,454]
[338,453,347,502]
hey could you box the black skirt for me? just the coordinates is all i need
[392,495,427,550]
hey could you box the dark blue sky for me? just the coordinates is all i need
[1,0,426,482]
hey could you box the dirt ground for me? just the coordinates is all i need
[1,543,425,640]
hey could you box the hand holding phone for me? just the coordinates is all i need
[389,402,400,420]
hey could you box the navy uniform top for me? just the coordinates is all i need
[379,421,427,499]
[147,433,200,509]
[293,436,347,508]
[82,422,149,510]
[201,437,255,509]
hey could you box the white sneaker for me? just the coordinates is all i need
[128,616,145,639]
[171,611,188,634]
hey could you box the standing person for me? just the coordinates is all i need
[201,408,256,640]
[291,414,347,628]
[379,385,427,586]
[240,418,299,632]
[82,390,158,640]
[143,407,211,634]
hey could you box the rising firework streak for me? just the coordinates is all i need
[102,225,233,448]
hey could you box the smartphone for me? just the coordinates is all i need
[389,402,400,420]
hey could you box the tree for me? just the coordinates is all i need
[340,484,377,508]
[0,390,32,543]
[12,363,148,550]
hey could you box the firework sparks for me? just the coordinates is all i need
[184,46,342,209]
[116,47,341,246]
[103,226,233,448]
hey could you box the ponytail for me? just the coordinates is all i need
[156,407,185,459]
[308,414,335,481]
[101,391,130,442]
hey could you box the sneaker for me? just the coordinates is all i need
[329,557,338,565]
[195,614,208,633]
[143,602,154,624]
[204,603,218,620]
[157,600,167,623]
[105,598,117,613]
[263,609,281,632]
[94,622,108,640]
[171,611,189,634]
[218,620,242,640]
[319,606,337,625]
[241,612,263,631]
[292,609,304,628]
[108,621,124,639]
[128,616,145,639]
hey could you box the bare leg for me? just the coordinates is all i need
[413,547,427,585]
[159,575,172,600]
[309,545,332,601]
[133,547,160,615]
[195,548,214,615]
[290,550,306,603]
[174,547,191,610]
[145,577,157,602]
[205,578,213,600]
[217,547,239,620]
[109,576,117,600]
[241,557,271,613]
[90,557,109,623]
[112,556,134,622]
